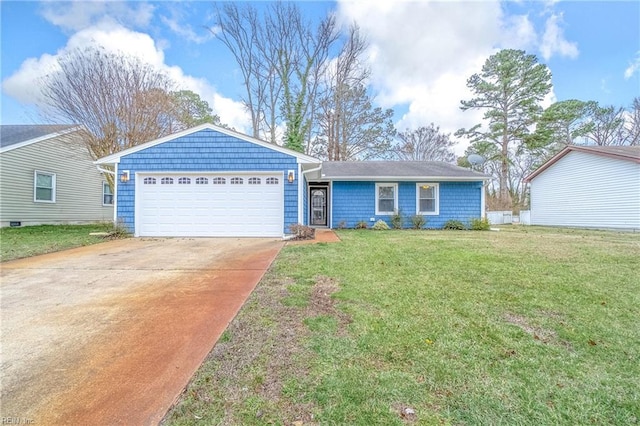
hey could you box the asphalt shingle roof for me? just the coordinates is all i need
[320,161,490,179]
[0,125,77,149]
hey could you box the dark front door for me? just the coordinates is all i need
[310,188,328,226]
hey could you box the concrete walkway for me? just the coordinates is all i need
[0,237,283,425]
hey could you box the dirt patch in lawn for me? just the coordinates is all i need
[503,312,573,351]
[163,274,348,425]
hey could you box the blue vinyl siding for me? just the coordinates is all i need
[331,181,483,229]
[116,129,299,234]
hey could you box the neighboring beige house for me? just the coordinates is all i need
[0,125,113,227]
[525,145,640,230]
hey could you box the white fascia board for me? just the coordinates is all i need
[95,123,321,165]
[321,176,492,181]
[0,126,82,153]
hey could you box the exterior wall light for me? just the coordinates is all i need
[287,170,295,183]
[120,170,130,183]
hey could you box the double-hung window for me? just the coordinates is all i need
[34,171,56,203]
[103,182,114,206]
[417,183,439,215]
[375,183,397,215]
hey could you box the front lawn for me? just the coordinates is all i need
[164,227,640,425]
[0,223,120,262]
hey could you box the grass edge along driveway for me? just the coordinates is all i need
[0,224,121,262]
[164,227,640,426]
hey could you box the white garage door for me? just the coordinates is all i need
[137,173,284,237]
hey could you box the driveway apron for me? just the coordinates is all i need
[0,237,283,425]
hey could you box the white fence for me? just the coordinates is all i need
[487,210,530,225]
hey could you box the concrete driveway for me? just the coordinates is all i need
[0,237,283,425]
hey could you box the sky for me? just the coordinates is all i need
[1,0,639,154]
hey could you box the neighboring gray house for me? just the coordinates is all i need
[0,125,114,227]
[525,145,640,230]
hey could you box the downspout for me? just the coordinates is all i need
[96,165,117,223]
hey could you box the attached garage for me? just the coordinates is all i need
[95,124,321,238]
[137,172,284,237]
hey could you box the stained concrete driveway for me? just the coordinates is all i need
[0,237,283,425]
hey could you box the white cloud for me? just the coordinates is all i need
[624,52,640,79]
[38,0,155,32]
[1,22,249,132]
[540,13,579,61]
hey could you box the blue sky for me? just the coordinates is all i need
[1,1,638,153]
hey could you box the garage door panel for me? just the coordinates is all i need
[137,173,284,237]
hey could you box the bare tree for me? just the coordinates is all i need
[395,125,456,162]
[40,47,180,187]
[622,97,640,146]
[213,2,338,151]
[583,103,626,146]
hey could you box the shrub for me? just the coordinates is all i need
[410,215,426,229]
[443,219,466,230]
[111,218,132,238]
[288,223,315,240]
[470,217,491,231]
[355,220,369,229]
[372,220,390,230]
[390,210,404,229]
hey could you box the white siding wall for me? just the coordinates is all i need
[530,151,640,229]
[0,134,113,227]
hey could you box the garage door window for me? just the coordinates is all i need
[231,177,243,184]
[144,177,156,184]
[248,177,261,184]
[178,177,191,184]
[212,177,225,184]
[161,177,173,185]
[266,177,279,184]
[196,177,208,184]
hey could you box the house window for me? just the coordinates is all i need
[196,177,208,184]
[178,177,191,184]
[266,177,279,184]
[103,182,113,206]
[34,171,56,202]
[161,177,174,185]
[248,177,261,184]
[143,177,156,184]
[417,183,439,215]
[375,183,397,215]
[212,177,226,184]
[230,177,243,184]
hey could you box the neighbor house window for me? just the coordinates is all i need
[103,182,113,206]
[34,171,56,202]
[417,183,439,215]
[375,183,397,215]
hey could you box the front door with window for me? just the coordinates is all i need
[310,187,328,226]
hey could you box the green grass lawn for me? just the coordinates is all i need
[0,223,120,262]
[165,227,640,425]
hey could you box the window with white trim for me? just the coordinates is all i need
[266,177,279,184]
[212,177,226,184]
[416,183,439,215]
[144,177,156,184]
[230,177,243,184]
[248,177,261,184]
[196,177,208,184]
[375,183,397,215]
[178,177,191,184]
[161,177,174,184]
[103,182,113,205]
[34,171,56,202]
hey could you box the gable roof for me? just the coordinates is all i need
[0,124,79,152]
[95,123,321,165]
[525,145,640,182]
[320,161,491,181]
